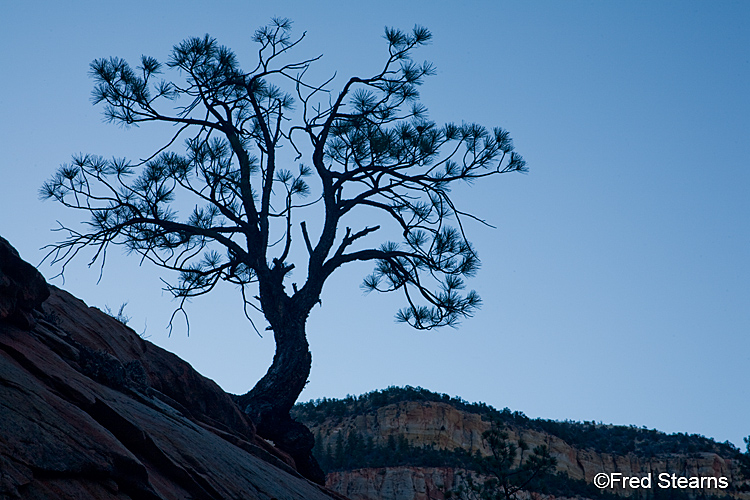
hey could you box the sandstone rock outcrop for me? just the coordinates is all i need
[300,398,750,500]
[327,467,459,500]
[0,236,343,500]
[0,236,49,329]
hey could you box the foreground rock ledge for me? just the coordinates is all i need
[0,236,345,500]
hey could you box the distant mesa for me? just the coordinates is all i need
[293,388,750,499]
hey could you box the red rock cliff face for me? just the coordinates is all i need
[327,467,459,500]
[306,400,749,500]
[0,236,344,500]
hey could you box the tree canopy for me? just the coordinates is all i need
[41,19,527,483]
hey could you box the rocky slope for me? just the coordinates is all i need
[0,235,342,500]
[295,389,750,500]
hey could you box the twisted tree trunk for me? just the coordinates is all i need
[235,306,324,484]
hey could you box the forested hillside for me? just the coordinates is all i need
[294,386,750,500]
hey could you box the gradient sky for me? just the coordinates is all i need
[1,1,748,448]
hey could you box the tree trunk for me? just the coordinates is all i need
[235,312,325,484]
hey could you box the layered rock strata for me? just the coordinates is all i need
[304,400,749,500]
[0,236,342,500]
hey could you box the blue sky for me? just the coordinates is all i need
[1,1,748,448]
